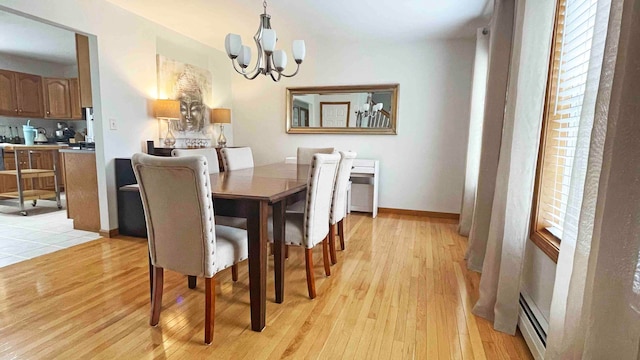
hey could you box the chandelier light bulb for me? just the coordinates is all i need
[225,33,242,58]
[292,40,306,63]
[238,45,252,68]
[261,29,277,53]
[273,50,288,71]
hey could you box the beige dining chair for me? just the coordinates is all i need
[286,147,336,215]
[296,147,335,165]
[268,153,340,299]
[220,147,254,171]
[328,151,357,264]
[132,153,249,344]
[172,148,247,242]
[171,148,219,172]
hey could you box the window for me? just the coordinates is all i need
[531,0,600,261]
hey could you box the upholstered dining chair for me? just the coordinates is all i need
[171,148,247,280]
[296,147,335,165]
[220,147,254,171]
[286,147,336,215]
[328,151,357,264]
[268,153,340,299]
[171,148,220,172]
[132,153,249,344]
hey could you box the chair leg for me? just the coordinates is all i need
[329,224,337,265]
[150,266,164,326]
[304,248,316,299]
[338,219,345,250]
[322,237,331,277]
[231,264,238,282]
[188,275,197,289]
[204,277,216,344]
[285,245,289,259]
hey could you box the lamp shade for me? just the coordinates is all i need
[292,40,306,62]
[261,29,277,53]
[238,45,252,67]
[154,99,181,119]
[211,108,231,124]
[273,50,287,71]
[225,33,242,58]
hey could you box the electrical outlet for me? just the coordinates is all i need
[109,118,117,130]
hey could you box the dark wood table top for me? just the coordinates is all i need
[210,163,309,202]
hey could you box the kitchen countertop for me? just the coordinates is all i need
[59,148,96,154]
[0,144,69,151]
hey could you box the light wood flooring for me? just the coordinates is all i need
[0,213,532,359]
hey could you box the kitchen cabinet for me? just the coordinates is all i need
[15,72,45,118]
[0,71,44,118]
[75,34,93,108]
[0,150,64,193]
[62,150,99,231]
[0,70,18,116]
[69,78,82,119]
[2,151,34,193]
[44,78,72,119]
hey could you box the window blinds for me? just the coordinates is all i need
[543,0,599,239]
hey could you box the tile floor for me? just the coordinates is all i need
[0,196,100,268]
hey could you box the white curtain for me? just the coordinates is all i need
[546,0,640,357]
[471,0,556,334]
[465,0,515,272]
[458,28,490,237]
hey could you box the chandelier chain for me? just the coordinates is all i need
[263,1,267,14]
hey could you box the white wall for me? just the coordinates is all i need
[0,53,77,78]
[521,240,557,327]
[0,0,232,231]
[233,39,474,213]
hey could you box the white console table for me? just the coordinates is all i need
[349,159,379,218]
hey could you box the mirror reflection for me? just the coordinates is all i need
[286,84,398,134]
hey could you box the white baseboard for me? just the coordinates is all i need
[518,292,547,360]
[518,307,545,359]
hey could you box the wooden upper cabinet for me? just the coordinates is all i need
[75,34,93,108]
[0,70,18,116]
[69,78,82,119]
[15,72,44,118]
[43,78,71,119]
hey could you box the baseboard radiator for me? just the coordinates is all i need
[518,293,547,360]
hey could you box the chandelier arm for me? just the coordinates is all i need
[278,63,301,78]
[231,59,262,79]
[244,68,264,80]
[268,69,282,82]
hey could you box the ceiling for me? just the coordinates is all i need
[0,10,77,65]
[106,0,493,50]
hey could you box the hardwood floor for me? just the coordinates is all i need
[0,213,532,359]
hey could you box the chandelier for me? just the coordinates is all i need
[354,94,385,127]
[224,1,306,82]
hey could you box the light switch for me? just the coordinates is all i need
[109,118,117,130]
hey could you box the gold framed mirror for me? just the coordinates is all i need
[286,84,399,134]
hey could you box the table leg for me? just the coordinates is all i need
[188,276,197,289]
[273,200,285,303]
[14,150,25,216]
[148,254,153,301]
[247,200,268,332]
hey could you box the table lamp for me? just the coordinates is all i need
[154,99,181,147]
[211,108,231,147]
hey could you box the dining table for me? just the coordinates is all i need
[197,162,308,332]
